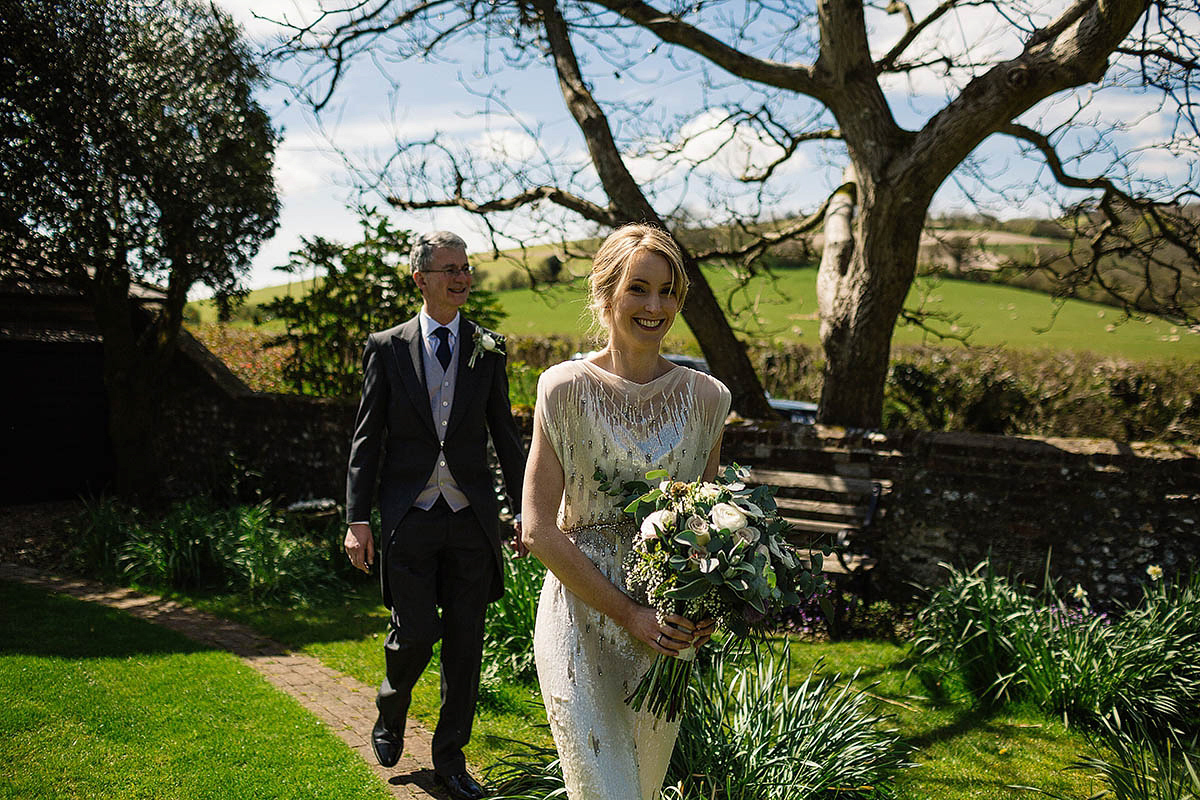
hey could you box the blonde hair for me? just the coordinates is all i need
[587,223,688,330]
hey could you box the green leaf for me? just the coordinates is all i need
[667,578,712,600]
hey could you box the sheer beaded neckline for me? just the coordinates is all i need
[579,358,681,387]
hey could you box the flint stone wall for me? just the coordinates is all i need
[721,424,1200,606]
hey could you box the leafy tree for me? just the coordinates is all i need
[264,209,506,399]
[274,0,1198,428]
[1,0,279,496]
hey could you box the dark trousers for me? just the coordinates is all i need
[378,499,493,776]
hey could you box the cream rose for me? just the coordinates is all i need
[710,502,747,532]
[734,526,761,547]
[640,509,676,540]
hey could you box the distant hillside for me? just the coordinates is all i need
[186,218,1197,360]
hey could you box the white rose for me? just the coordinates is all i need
[640,509,676,540]
[480,333,497,351]
[695,483,721,501]
[710,502,747,532]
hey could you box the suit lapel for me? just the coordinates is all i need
[391,316,436,437]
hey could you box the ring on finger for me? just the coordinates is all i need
[655,632,663,645]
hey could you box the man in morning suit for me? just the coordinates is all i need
[344,230,525,800]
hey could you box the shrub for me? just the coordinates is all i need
[909,560,1033,706]
[70,496,348,606]
[1016,570,1200,738]
[482,547,546,684]
[912,561,1200,739]
[119,498,225,590]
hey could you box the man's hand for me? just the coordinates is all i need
[508,519,528,558]
[345,523,374,573]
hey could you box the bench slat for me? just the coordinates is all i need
[775,496,872,520]
[795,548,878,575]
[747,468,891,496]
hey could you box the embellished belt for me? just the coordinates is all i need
[560,519,634,548]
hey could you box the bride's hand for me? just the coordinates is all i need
[629,607,701,657]
[691,618,717,650]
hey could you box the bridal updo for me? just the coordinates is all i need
[587,223,689,330]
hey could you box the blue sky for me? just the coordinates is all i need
[211,1,1193,292]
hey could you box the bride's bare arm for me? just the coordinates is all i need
[522,422,699,656]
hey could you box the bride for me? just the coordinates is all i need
[521,224,732,799]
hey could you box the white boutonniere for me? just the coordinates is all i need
[468,327,505,368]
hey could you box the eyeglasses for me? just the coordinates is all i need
[421,266,474,277]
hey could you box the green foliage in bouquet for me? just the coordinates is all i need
[595,464,827,720]
[598,464,825,637]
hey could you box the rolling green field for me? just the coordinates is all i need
[494,267,1200,362]
[190,263,1200,362]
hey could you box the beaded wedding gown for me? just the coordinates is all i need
[532,359,731,800]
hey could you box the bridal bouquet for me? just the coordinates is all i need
[596,464,826,721]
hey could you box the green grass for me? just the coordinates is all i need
[2,575,1105,799]
[781,638,1103,799]
[0,580,391,800]
[494,268,1200,362]
[197,582,554,769]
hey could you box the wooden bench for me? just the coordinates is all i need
[745,467,891,577]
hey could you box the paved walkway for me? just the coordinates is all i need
[0,562,448,800]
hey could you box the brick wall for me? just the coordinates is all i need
[157,337,1199,604]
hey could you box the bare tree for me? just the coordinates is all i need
[273,0,1198,428]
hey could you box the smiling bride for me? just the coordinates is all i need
[521,224,731,799]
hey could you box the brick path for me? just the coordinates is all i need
[0,562,449,800]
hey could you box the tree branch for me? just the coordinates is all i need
[386,185,621,227]
[691,183,849,263]
[582,0,825,98]
[905,0,1151,201]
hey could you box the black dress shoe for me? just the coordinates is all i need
[370,714,404,768]
[434,771,486,800]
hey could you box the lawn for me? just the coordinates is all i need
[0,579,391,800]
[200,583,1102,800]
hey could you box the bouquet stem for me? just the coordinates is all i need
[625,651,695,722]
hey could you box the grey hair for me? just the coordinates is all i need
[410,231,468,273]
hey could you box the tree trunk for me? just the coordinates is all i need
[534,0,774,419]
[816,180,924,428]
[679,251,775,419]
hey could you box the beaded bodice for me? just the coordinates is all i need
[535,359,731,537]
